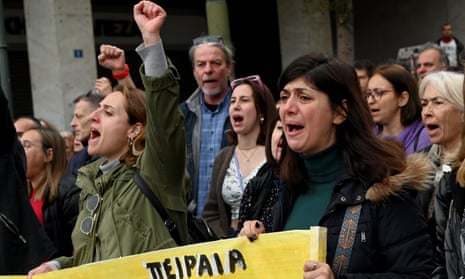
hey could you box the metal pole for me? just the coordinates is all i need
[205,0,234,77]
[0,0,13,116]
[205,0,232,48]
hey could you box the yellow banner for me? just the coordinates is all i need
[4,230,313,279]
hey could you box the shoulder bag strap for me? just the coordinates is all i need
[331,203,362,276]
[133,169,182,245]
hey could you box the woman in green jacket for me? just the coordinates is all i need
[27,1,188,276]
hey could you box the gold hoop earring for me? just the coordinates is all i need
[128,136,134,147]
[132,142,142,156]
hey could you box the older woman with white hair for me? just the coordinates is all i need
[426,71,465,278]
[417,70,464,252]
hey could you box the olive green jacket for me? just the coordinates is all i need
[56,61,189,268]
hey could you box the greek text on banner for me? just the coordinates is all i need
[3,229,312,279]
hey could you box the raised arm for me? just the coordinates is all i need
[133,0,188,243]
[97,44,136,89]
[133,0,182,185]
[133,0,164,47]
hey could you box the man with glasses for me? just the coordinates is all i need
[180,35,234,217]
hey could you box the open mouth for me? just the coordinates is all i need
[287,124,303,133]
[425,124,439,132]
[89,128,101,142]
[232,114,244,125]
[203,79,218,85]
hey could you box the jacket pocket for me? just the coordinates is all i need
[98,201,152,258]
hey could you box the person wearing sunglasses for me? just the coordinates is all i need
[202,75,277,238]
[179,33,235,218]
[367,63,431,155]
[27,1,189,276]
[239,53,434,277]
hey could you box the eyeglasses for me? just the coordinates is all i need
[80,194,101,235]
[21,140,39,149]
[230,75,264,91]
[192,35,224,46]
[364,88,392,101]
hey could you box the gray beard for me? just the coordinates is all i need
[203,89,223,97]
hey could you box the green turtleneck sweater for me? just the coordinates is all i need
[284,144,342,230]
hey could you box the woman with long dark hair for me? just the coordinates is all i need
[240,53,434,278]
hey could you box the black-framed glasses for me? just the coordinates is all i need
[80,194,101,235]
[230,75,264,91]
[364,88,392,101]
[192,35,224,46]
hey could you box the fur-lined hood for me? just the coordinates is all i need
[366,152,436,202]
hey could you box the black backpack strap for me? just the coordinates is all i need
[133,169,182,245]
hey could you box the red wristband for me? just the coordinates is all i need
[112,64,129,80]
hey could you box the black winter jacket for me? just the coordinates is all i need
[42,173,80,257]
[0,89,56,274]
[238,164,281,233]
[432,170,465,278]
[272,153,435,278]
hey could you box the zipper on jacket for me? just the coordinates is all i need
[0,212,27,243]
[360,231,367,243]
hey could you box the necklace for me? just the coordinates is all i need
[237,145,257,150]
[237,146,258,162]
